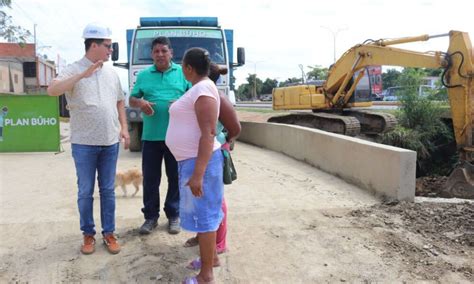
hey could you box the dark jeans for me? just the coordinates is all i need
[141,140,179,220]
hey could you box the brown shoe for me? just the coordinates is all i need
[81,235,95,255]
[103,233,121,254]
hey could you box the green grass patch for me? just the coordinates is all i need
[373,109,398,115]
[379,92,455,176]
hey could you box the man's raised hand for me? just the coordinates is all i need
[82,60,103,78]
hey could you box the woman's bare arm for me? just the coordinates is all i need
[186,96,218,197]
[219,93,241,143]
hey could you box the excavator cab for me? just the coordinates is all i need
[346,68,374,103]
[271,30,474,199]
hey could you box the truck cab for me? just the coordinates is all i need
[112,17,245,151]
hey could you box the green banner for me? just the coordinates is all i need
[0,95,60,152]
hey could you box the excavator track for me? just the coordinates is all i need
[343,110,398,134]
[268,112,361,136]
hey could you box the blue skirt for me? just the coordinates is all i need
[178,150,224,233]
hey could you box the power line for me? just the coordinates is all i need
[12,2,36,23]
[11,2,64,60]
[35,3,78,37]
[10,2,35,42]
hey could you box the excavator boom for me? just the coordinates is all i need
[271,30,474,198]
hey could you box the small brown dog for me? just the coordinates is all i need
[115,168,143,197]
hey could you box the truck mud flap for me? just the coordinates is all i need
[128,122,142,152]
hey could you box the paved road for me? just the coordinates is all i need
[236,102,273,109]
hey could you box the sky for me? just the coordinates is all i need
[4,0,473,91]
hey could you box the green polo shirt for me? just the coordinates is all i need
[131,62,190,141]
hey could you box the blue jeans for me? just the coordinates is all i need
[72,143,119,235]
[141,141,179,220]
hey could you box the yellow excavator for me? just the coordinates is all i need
[270,30,473,199]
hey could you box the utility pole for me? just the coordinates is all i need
[254,74,257,101]
[57,54,60,74]
[321,26,347,63]
[33,24,37,57]
[299,64,305,84]
[253,62,258,101]
[248,60,264,101]
[33,24,38,91]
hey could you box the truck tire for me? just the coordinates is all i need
[128,122,142,152]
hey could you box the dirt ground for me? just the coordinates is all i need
[416,176,449,197]
[238,110,474,281]
[0,111,473,283]
[350,201,473,281]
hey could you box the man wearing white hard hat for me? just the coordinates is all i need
[48,22,130,255]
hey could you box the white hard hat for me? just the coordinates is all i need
[82,22,112,39]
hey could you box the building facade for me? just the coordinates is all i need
[0,43,55,94]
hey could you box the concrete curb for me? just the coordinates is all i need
[238,121,416,201]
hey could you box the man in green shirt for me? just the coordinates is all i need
[129,36,190,235]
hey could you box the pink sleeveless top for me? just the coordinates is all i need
[166,79,221,161]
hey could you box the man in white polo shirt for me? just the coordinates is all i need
[47,22,129,255]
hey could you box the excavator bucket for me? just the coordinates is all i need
[441,161,474,199]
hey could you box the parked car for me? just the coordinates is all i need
[371,93,384,101]
[382,85,433,101]
[260,94,272,101]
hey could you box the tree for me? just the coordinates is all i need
[306,65,328,80]
[424,68,442,77]
[245,74,263,100]
[261,78,278,95]
[380,66,454,176]
[236,75,279,101]
[236,84,252,101]
[421,68,447,101]
[397,67,424,93]
[0,0,31,44]
[382,68,401,89]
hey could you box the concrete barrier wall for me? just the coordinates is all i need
[238,121,416,201]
